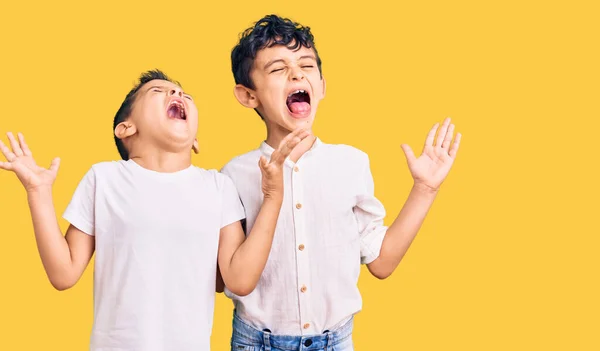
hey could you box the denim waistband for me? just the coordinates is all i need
[231,313,353,350]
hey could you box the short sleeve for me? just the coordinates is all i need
[63,168,96,236]
[219,173,246,229]
[354,155,388,264]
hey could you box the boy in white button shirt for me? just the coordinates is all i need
[222,15,462,351]
[0,70,308,351]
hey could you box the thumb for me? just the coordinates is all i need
[49,157,61,174]
[401,144,416,164]
[258,156,268,172]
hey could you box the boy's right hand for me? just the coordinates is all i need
[258,128,310,201]
[0,132,60,193]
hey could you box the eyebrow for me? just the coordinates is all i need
[146,85,168,92]
[298,55,317,62]
[146,85,192,97]
[264,59,286,70]
[264,55,317,70]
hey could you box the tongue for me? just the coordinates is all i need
[167,106,180,119]
[289,102,310,114]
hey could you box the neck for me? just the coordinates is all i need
[265,123,316,163]
[128,145,192,173]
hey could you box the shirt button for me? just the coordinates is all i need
[298,244,305,251]
[294,166,300,172]
[303,323,310,329]
[300,285,307,293]
[296,203,302,209]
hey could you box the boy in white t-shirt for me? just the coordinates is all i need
[0,70,308,350]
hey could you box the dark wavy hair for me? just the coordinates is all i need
[231,14,323,90]
[112,70,179,160]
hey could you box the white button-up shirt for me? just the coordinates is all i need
[222,138,388,335]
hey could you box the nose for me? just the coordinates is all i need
[169,88,183,97]
[289,66,305,81]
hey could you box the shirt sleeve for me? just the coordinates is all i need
[354,154,388,264]
[62,167,96,236]
[219,172,246,229]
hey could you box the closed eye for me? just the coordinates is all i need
[184,94,193,100]
[270,68,284,74]
[302,65,314,68]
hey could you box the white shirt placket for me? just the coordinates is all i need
[289,158,314,335]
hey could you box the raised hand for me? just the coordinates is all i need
[401,118,461,191]
[259,128,310,200]
[0,132,60,192]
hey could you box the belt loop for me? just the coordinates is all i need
[262,329,272,351]
[325,330,334,350]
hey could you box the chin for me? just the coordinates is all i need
[283,113,314,129]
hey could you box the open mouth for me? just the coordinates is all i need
[286,90,311,116]
[167,100,187,120]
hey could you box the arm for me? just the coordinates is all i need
[217,128,309,296]
[218,198,283,296]
[215,263,225,293]
[367,118,462,279]
[0,132,95,290]
[366,184,437,279]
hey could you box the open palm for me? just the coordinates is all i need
[0,132,60,192]
[401,118,461,191]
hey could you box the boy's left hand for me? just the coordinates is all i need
[401,118,462,192]
[259,128,310,200]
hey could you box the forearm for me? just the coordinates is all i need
[369,183,438,278]
[226,197,282,295]
[27,187,76,289]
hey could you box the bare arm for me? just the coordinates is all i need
[367,184,437,279]
[218,128,309,296]
[0,132,95,290]
[218,198,282,296]
[367,119,462,279]
[28,189,95,290]
[215,263,225,293]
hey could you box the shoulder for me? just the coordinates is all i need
[320,142,370,164]
[89,160,123,174]
[189,167,236,191]
[221,149,262,178]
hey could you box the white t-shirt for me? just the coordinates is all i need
[63,159,245,351]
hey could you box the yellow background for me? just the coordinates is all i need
[1,0,598,350]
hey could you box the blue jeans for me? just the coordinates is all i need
[230,313,354,351]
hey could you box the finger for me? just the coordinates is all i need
[269,132,298,165]
[449,133,462,158]
[17,133,33,156]
[7,132,24,156]
[441,124,455,149]
[49,157,61,174]
[401,144,416,164]
[0,161,13,171]
[435,118,451,147]
[271,129,309,165]
[275,130,310,163]
[0,139,16,162]
[278,128,308,152]
[424,123,438,150]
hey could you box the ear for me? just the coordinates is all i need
[234,84,259,109]
[114,120,136,140]
[321,77,327,99]
[192,138,199,154]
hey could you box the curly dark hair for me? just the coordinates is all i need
[231,14,323,90]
